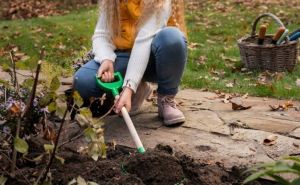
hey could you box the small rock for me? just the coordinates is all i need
[263,135,278,146]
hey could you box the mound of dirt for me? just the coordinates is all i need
[3,144,276,185]
[124,152,185,185]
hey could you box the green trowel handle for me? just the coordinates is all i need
[95,72,123,97]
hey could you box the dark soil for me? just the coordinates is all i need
[2,144,277,185]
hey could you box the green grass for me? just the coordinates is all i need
[0,7,98,74]
[0,3,300,99]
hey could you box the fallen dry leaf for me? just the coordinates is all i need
[46,33,53,38]
[220,53,239,63]
[263,135,278,146]
[9,102,21,115]
[218,93,233,104]
[226,82,234,88]
[196,56,207,66]
[14,52,30,61]
[230,98,251,111]
[269,101,294,111]
[188,42,202,50]
[43,125,57,142]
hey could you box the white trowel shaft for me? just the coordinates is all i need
[121,107,145,153]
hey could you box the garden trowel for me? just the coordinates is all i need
[95,72,146,154]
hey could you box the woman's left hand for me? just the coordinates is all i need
[114,87,134,114]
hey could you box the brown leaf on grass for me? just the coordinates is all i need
[188,42,202,50]
[220,54,239,63]
[32,27,43,33]
[257,72,272,85]
[0,48,6,57]
[1,0,69,20]
[14,52,29,61]
[226,82,234,88]
[257,72,284,85]
[210,69,226,77]
[196,56,207,66]
[284,84,292,90]
[45,33,53,38]
[263,135,278,146]
[230,98,251,111]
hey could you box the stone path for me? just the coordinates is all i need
[103,89,300,168]
[1,68,299,169]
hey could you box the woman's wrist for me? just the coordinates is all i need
[101,59,114,64]
[123,86,134,96]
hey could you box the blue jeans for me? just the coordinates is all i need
[74,27,187,101]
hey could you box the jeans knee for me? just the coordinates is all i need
[154,27,187,52]
[73,70,86,91]
[73,68,96,100]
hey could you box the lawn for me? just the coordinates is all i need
[0,1,300,99]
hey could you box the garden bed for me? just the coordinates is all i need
[1,144,276,185]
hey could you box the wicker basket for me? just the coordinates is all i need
[238,13,298,72]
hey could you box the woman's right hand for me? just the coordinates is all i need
[97,60,114,82]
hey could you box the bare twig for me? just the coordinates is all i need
[9,51,19,92]
[58,131,83,148]
[15,71,35,78]
[11,60,43,176]
[36,103,74,185]
[22,60,42,118]
[97,104,114,121]
[10,118,21,177]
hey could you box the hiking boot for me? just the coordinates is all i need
[157,94,185,126]
[130,82,152,116]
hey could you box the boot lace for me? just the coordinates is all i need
[161,96,177,108]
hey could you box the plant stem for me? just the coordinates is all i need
[58,131,83,148]
[9,50,21,177]
[9,51,19,92]
[22,60,42,119]
[37,103,73,185]
[10,60,43,177]
[10,118,21,177]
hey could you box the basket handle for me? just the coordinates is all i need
[251,13,285,37]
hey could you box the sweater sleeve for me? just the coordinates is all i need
[92,11,117,64]
[123,0,172,92]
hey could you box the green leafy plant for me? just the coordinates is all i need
[243,156,300,185]
[1,49,109,185]
[73,92,106,161]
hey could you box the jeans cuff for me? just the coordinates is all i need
[157,87,178,96]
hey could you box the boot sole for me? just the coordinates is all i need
[163,117,185,126]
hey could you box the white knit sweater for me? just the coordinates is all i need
[92,0,172,93]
